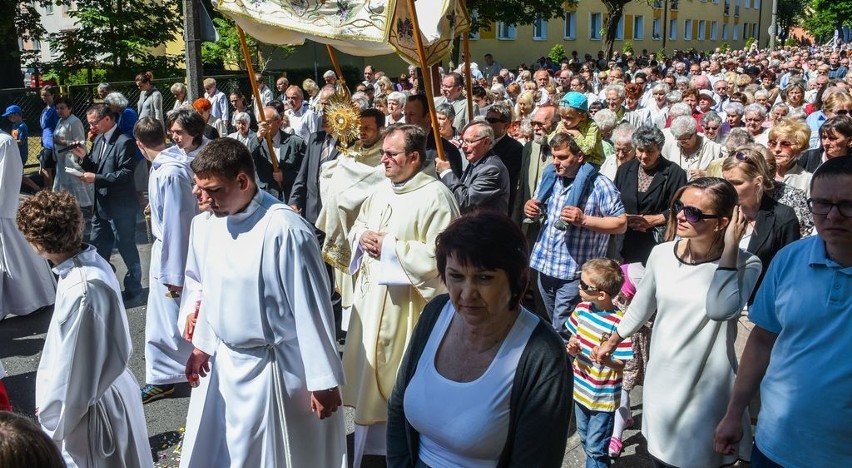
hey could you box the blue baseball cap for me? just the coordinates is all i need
[2,105,22,117]
[559,92,588,113]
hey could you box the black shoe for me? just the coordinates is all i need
[122,289,144,305]
[141,384,175,404]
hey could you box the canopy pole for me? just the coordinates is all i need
[406,0,446,161]
[462,31,473,122]
[325,44,346,87]
[237,26,280,177]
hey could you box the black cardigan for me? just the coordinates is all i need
[746,195,801,303]
[386,295,573,468]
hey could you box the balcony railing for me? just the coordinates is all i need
[671,0,679,10]
[724,0,730,14]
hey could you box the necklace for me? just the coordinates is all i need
[683,238,715,265]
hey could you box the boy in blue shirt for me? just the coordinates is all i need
[565,258,633,468]
[3,105,28,164]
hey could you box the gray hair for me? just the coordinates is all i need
[675,76,691,87]
[169,82,187,96]
[670,115,698,138]
[632,125,665,150]
[770,102,789,114]
[488,101,513,123]
[666,90,683,105]
[725,128,755,154]
[435,103,456,120]
[754,89,770,100]
[592,109,618,133]
[104,92,129,110]
[234,111,251,124]
[351,92,369,110]
[724,101,745,116]
[668,102,693,118]
[604,84,625,99]
[387,91,407,107]
[744,103,767,120]
[611,123,635,145]
[651,82,670,94]
[461,120,495,143]
[701,111,723,128]
[322,70,336,79]
[97,82,112,94]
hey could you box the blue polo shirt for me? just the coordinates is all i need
[749,236,852,466]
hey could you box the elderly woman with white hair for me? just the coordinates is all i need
[743,103,770,146]
[647,83,670,129]
[722,101,745,133]
[386,91,407,124]
[226,111,259,154]
[600,123,636,181]
[666,115,724,180]
[701,111,725,144]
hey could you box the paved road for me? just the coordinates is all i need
[1,229,652,467]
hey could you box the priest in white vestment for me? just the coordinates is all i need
[343,124,460,465]
[180,138,346,468]
[16,191,152,468]
[0,131,55,319]
[135,115,205,402]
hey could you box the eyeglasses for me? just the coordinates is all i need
[807,198,852,217]
[485,117,505,124]
[530,120,547,127]
[87,116,107,127]
[734,151,750,162]
[379,149,407,158]
[462,136,488,146]
[767,139,794,149]
[578,279,602,293]
[834,109,852,116]
[705,125,720,131]
[673,200,721,224]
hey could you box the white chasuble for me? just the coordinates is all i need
[343,171,460,425]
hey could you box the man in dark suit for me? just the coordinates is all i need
[73,104,142,300]
[253,106,306,202]
[403,93,463,178]
[486,102,523,215]
[437,120,510,214]
[289,123,339,225]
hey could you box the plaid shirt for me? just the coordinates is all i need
[530,174,624,280]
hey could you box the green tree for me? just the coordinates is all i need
[0,1,48,88]
[803,0,852,43]
[46,0,183,81]
[601,0,653,60]
[776,0,808,45]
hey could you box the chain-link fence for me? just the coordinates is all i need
[0,74,268,172]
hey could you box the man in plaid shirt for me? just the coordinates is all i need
[524,132,626,340]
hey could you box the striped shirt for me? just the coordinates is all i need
[565,302,633,412]
[529,174,625,280]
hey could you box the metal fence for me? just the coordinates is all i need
[0,74,264,171]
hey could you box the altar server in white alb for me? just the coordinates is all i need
[16,191,152,468]
[343,124,460,466]
[134,115,202,404]
[0,130,55,320]
[180,138,347,468]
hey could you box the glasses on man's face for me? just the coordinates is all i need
[379,149,407,159]
[462,136,488,146]
[673,200,721,224]
[578,279,602,293]
[807,198,852,217]
[87,116,106,127]
[768,139,794,150]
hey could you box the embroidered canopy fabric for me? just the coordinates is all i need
[215,0,470,66]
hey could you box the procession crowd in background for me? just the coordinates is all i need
[0,41,850,468]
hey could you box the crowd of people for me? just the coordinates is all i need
[0,42,851,468]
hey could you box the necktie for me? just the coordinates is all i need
[321,134,334,161]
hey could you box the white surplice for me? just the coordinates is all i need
[179,190,347,468]
[144,145,199,384]
[0,132,55,319]
[37,245,152,468]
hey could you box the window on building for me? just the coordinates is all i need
[45,3,53,15]
[755,0,760,8]
[684,19,693,40]
[533,16,548,40]
[698,20,706,40]
[743,22,749,38]
[497,22,517,40]
[564,11,577,39]
[591,13,602,40]
[745,0,751,8]
[735,0,740,15]
[733,24,740,40]
[652,18,662,40]
[711,21,718,40]
[634,15,645,40]
[723,23,728,40]
[669,19,678,40]
[713,0,720,3]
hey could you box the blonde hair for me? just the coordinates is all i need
[823,91,852,115]
[581,258,625,297]
[722,144,775,193]
[767,117,811,154]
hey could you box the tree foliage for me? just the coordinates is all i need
[600,0,652,60]
[776,0,808,45]
[0,1,49,88]
[466,0,570,32]
[803,0,852,43]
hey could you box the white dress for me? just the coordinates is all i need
[179,190,347,468]
[53,114,93,207]
[0,132,55,319]
[144,146,198,384]
[617,241,761,466]
[37,245,152,468]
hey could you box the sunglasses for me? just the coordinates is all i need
[485,117,505,124]
[578,279,602,293]
[673,200,721,224]
[834,110,851,116]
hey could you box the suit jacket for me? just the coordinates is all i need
[252,129,306,202]
[440,152,510,215]
[615,158,688,264]
[79,128,139,219]
[512,141,551,223]
[289,130,340,224]
[425,130,463,179]
[492,135,524,215]
[795,148,847,174]
[746,195,801,303]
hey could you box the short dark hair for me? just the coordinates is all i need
[16,191,83,254]
[812,155,852,190]
[436,211,529,309]
[664,177,738,244]
[406,94,429,116]
[582,258,625,297]
[191,137,255,181]
[86,103,115,122]
[360,107,386,128]
[0,412,65,468]
[166,108,207,147]
[133,117,166,148]
[383,124,427,168]
[550,132,583,155]
[54,96,73,109]
[818,115,852,140]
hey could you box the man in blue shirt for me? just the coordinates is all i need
[714,156,852,466]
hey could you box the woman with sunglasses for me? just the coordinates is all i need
[593,177,761,468]
[798,115,852,172]
[767,118,813,195]
[722,145,801,301]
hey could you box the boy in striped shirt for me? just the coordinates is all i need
[566,258,633,468]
